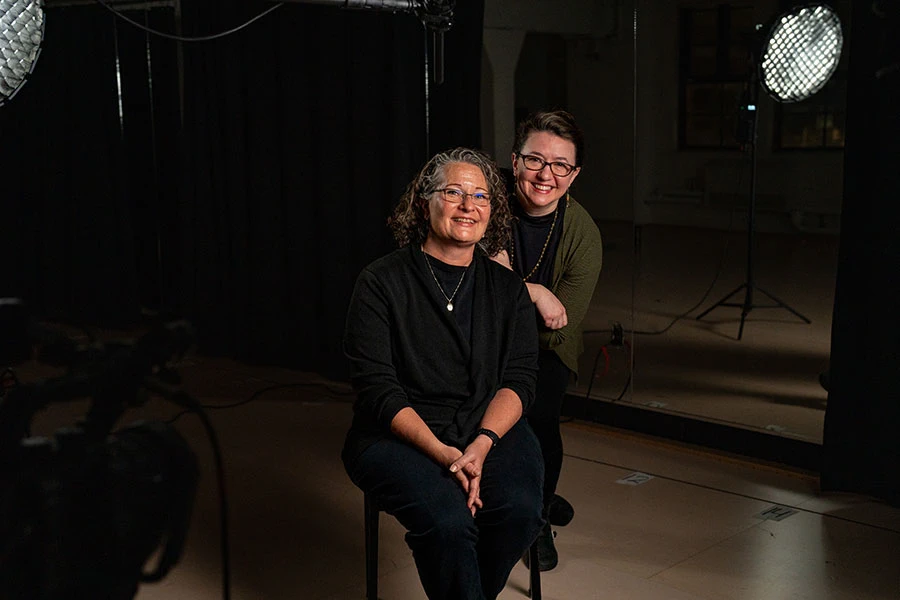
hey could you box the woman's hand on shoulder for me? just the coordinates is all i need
[528,283,568,330]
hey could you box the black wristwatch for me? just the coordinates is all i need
[474,428,500,448]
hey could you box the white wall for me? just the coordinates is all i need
[482,0,845,233]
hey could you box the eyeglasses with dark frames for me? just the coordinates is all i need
[516,153,577,177]
[434,188,492,207]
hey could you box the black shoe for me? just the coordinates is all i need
[547,494,574,527]
[523,522,558,572]
[819,370,831,392]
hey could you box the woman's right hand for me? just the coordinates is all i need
[528,283,568,330]
[389,409,485,514]
[437,444,483,515]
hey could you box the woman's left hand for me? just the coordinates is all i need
[449,438,492,515]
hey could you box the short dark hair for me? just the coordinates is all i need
[512,110,585,166]
[387,147,512,257]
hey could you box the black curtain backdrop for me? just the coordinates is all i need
[1,2,484,380]
[822,1,900,506]
[0,8,143,326]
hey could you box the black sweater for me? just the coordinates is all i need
[341,245,538,467]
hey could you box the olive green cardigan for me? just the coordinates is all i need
[542,196,603,375]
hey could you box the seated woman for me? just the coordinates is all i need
[342,147,544,600]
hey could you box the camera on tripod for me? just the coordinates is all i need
[0,298,200,600]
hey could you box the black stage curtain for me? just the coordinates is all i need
[822,1,900,506]
[0,2,484,380]
[173,1,482,378]
[0,8,145,326]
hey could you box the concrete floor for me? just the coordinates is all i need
[577,222,836,444]
[17,353,897,600]
[12,223,892,600]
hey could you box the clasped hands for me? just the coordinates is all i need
[440,436,494,516]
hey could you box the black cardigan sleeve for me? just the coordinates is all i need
[496,270,539,413]
[343,265,412,431]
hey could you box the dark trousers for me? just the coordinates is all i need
[526,349,572,509]
[346,420,544,600]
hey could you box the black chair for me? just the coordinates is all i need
[365,492,542,599]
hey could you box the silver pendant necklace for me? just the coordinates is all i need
[423,251,468,312]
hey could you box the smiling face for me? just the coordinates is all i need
[512,131,581,217]
[425,161,491,254]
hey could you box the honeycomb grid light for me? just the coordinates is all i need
[0,0,44,106]
[759,3,843,103]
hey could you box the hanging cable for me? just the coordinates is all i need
[92,0,284,42]
[574,159,749,415]
[586,158,747,339]
[423,23,431,157]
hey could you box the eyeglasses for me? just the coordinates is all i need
[517,153,577,177]
[434,188,492,207]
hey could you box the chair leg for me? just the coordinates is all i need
[364,493,379,600]
[366,492,540,599]
[527,540,541,599]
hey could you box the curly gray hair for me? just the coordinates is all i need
[388,147,512,257]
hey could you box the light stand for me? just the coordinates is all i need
[697,3,843,340]
[695,60,811,340]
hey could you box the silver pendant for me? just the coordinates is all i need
[446,302,454,312]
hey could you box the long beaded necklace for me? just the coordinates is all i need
[423,251,469,312]
[509,198,561,282]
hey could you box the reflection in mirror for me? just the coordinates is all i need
[482,0,638,425]
[483,0,845,453]
[585,0,845,447]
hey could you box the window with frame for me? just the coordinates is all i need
[772,0,849,150]
[678,4,755,149]
[775,79,845,149]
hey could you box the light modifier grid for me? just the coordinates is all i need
[0,0,44,105]
[761,4,842,103]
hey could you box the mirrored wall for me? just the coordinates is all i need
[484,0,846,450]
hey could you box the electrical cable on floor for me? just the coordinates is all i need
[152,376,354,597]
[584,221,734,338]
[93,0,284,42]
[153,377,353,598]
[586,157,748,340]
[575,160,749,412]
[140,376,233,600]
[588,346,611,399]
[584,341,628,404]
[180,395,231,600]
[165,380,354,424]
[561,340,632,424]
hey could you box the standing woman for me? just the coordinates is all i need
[498,110,603,571]
[342,147,544,600]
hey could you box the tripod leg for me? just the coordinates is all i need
[755,287,812,323]
[737,282,754,340]
[696,284,747,320]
